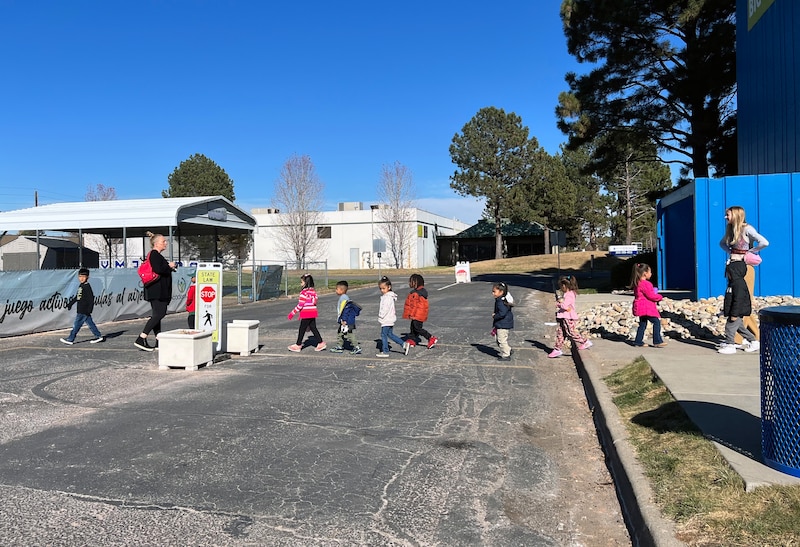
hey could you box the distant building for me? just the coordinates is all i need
[438,219,555,264]
[0,236,99,271]
[250,202,470,270]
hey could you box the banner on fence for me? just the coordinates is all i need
[0,267,192,338]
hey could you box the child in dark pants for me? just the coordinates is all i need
[60,268,104,345]
[402,273,438,354]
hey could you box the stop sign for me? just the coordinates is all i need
[200,285,216,303]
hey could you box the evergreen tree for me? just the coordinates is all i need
[556,0,736,179]
[163,154,249,265]
[450,107,543,259]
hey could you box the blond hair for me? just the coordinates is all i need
[724,206,747,247]
[145,231,164,248]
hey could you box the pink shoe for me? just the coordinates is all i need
[579,340,593,350]
[315,342,327,351]
[548,349,563,358]
[288,344,302,352]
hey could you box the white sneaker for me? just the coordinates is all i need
[744,340,760,353]
[718,344,737,355]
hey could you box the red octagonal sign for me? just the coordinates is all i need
[200,285,216,303]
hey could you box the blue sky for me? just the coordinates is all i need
[0,1,582,226]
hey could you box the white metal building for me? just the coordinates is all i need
[251,202,470,270]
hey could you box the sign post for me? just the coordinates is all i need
[196,262,223,352]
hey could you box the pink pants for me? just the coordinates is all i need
[554,318,587,350]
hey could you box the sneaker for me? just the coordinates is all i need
[403,341,411,355]
[350,346,362,355]
[548,349,563,358]
[744,340,760,353]
[288,344,302,352]
[498,355,511,361]
[579,340,593,350]
[315,341,327,352]
[134,337,154,352]
[90,336,105,344]
[376,352,390,358]
[652,342,668,348]
[427,336,438,349]
[60,338,74,345]
[407,339,417,347]
[330,346,345,353]
[718,344,737,354]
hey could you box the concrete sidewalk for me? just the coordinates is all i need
[577,292,800,492]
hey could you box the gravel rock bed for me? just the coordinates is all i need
[579,295,800,343]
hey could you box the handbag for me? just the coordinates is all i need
[744,251,762,267]
[137,255,160,286]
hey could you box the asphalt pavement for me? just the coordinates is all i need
[0,275,630,546]
[6,276,792,546]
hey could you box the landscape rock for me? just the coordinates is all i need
[580,296,800,342]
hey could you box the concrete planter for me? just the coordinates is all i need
[225,320,260,356]
[156,329,213,371]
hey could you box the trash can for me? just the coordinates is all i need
[760,306,800,477]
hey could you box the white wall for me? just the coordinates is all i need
[250,208,469,269]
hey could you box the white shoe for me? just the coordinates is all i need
[744,340,760,353]
[718,344,737,355]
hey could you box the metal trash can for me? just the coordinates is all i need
[760,306,800,477]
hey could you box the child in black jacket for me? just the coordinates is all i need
[718,260,758,354]
[60,268,104,345]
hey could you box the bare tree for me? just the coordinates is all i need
[85,184,117,201]
[272,154,326,268]
[375,161,416,269]
[82,184,136,264]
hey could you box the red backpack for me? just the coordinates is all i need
[138,255,160,286]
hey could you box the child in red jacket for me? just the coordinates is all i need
[402,273,438,354]
[287,273,326,352]
[186,273,196,328]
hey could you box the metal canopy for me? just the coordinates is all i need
[0,196,256,238]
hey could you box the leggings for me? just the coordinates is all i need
[143,300,169,336]
[296,318,322,345]
[554,318,588,350]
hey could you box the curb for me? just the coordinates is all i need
[573,349,686,547]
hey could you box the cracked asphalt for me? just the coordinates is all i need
[0,274,630,546]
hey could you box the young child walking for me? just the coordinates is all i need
[186,273,196,328]
[548,275,592,358]
[287,273,326,352]
[377,276,406,358]
[330,280,362,354]
[401,273,438,354]
[718,260,759,354]
[630,263,667,347]
[60,268,104,345]
[492,281,514,361]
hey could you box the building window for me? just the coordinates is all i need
[317,226,332,239]
[418,225,428,238]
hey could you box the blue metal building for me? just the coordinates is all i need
[656,0,800,299]
[657,174,800,299]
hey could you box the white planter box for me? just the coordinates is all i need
[156,329,214,371]
[225,320,260,356]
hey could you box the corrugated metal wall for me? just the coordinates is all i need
[658,175,800,299]
[737,0,800,174]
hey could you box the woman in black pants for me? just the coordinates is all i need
[135,231,176,351]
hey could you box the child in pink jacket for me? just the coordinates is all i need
[548,275,592,358]
[287,274,326,352]
[631,263,666,347]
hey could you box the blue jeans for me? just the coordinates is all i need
[381,326,405,353]
[635,316,662,345]
[66,313,101,341]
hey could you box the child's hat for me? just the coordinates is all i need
[78,268,90,276]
